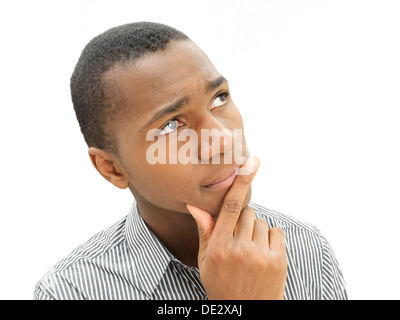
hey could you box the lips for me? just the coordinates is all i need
[202,166,241,192]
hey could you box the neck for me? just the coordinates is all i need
[134,194,200,268]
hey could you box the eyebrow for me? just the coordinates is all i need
[206,75,227,93]
[139,75,228,132]
[139,96,190,132]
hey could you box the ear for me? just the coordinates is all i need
[88,147,129,189]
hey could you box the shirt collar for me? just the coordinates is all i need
[125,200,176,298]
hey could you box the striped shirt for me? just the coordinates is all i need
[34,200,348,300]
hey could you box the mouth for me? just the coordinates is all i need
[202,166,241,192]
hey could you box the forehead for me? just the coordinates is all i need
[103,40,221,127]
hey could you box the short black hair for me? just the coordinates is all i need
[70,22,189,157]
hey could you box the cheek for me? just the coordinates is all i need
[130,162,201,208]
[228,103,244,126]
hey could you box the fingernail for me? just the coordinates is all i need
[237,156,259,175]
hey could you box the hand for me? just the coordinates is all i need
[186,156,287,300]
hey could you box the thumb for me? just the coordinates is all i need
[186,204,215,252]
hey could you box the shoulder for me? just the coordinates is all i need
[249,201,348,300]
[248,201,326,270]
[51,216,128,270]
[249,201,322,236]
[34,217,128,300]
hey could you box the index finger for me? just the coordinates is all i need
[212,156,260,240]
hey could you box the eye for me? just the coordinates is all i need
[211,92,229,110]
[157,119,184,136]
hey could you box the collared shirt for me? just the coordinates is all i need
[34,201,348,300]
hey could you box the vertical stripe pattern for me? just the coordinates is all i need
[34,201,348,300]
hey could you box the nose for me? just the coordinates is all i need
[197,117,234,164]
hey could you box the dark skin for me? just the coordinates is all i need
[88,39,287,299]
[89,40,250,267]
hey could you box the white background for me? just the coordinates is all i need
[1,0,399,300]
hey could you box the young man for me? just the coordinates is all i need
[34,22,347,300]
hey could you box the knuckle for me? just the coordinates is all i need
[254,251,268,267]
[243,206,255,217]
[232,243,247,260]
[224,199,242,214]
[210,245,227,262]
[255,218,268,226]
[271,249,288,271]
[271,227,286,238]
[275,255,288,272]
[255,218,269,230]
[238,174,252,184]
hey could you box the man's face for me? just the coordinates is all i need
[104,40,250,216]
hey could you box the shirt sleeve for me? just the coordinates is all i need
[320,236,348,300]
